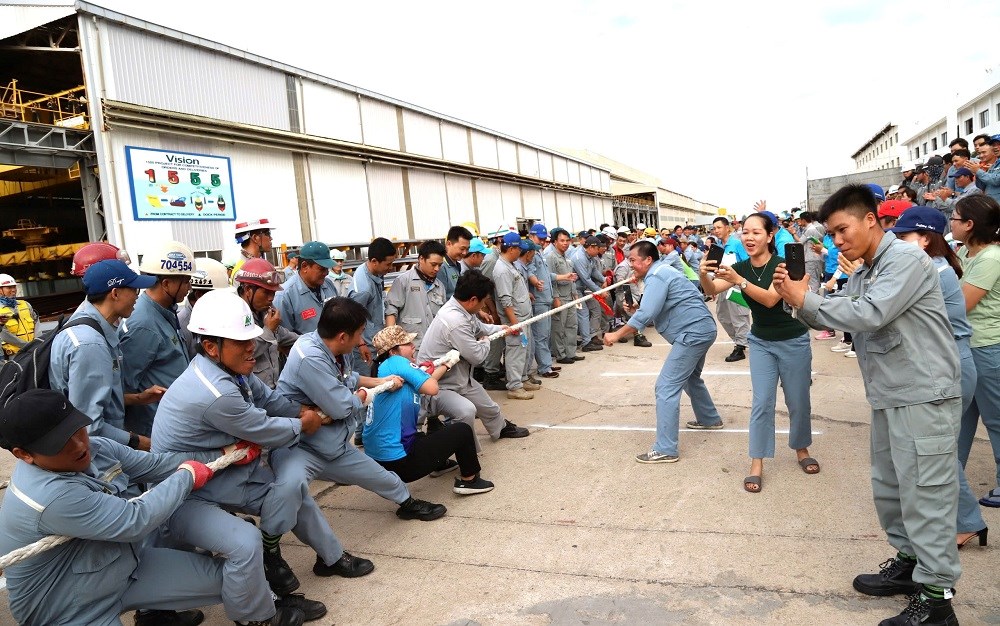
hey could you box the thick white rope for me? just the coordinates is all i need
[0,447,249,571]
[485,277,633,341]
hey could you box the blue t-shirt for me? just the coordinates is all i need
[774,228,795,258]
[723,234,749,262]
[363,355,431,462]
[823,234,839,275]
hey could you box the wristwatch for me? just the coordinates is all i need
[739,280,748,290]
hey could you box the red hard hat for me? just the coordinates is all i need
[233,257,284,291]
[71,242,130,277]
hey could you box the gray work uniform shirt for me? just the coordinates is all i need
[440,256,462,300]
[350,263,386,349]
[151,354,303,508]
[384,267,446,348]
[120,292,190,434]
[626,259,716,343]
[528,253,555,305]
[546,247,577,300]
[417,298,504,390]
[274,272,338,335]
[570,247,604,294]
[0,438,213,626]
[492,256,532,320]
[797,233,961,409]
[49,301,130,446]
[253,311,299,388]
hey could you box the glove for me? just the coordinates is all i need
[178,461,214,490]
[418,360,435,375]
[442,349,461,368]
[221,441,261,466]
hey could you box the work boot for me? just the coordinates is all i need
[506,388,534,400]
[582,341,603,352]
[274,593,327,622]
[235,607,304,626]
[724,345,746,362]
[313,552,376,578]
[498,420,530,438]
[878,591,958,626]
[395,497,447,521]
[633,334,652,347]
[853,557,918,597]
[135,610,204,626]
[262,546,300,596]
[483,375,507,391]
[522,381,541,391]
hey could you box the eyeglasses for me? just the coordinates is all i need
[950,217,966,222]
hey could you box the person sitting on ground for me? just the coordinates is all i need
[363,326,495,495]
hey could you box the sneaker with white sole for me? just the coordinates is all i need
[635,450,678,464]
[814,330,836,340]
[831,341,852,353]
[506,388,534,400]
[429,458,459,477]
[845,350,857,358]
[453,474,495,495]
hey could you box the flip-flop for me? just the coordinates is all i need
[798,457,820,474]
[979,488,1000,508]
[744,475,762,493]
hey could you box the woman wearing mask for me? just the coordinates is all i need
[891,206,988,547]
[951,194,1000,508]
[699,213,818,493]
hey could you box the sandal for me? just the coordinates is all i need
[743,475,762,493]
[798,457,820,474]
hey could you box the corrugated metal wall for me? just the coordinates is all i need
[402,111,443,159]
[567,161,581,187]
[367,164,408,237]
[470,131,499,169]
[552,156,568,184]
[475,180,504,230]
[518,145,539,178]
[308,156,372,243]
[407,169,450,239]
[538,153,554,181]
[445,175,476,226]
[522,187,543,220]
[570,194,584,229]
[359,97,400,150]
[300,80,363,143]
[441,123,470,164]
[556,192,572,231]
[497,139,518,173]
[102,22,289,130]
[500,183,522,224]
[541,190,558,227]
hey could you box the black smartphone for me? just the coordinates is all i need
[706,244,725,266]
[784,242,805,281]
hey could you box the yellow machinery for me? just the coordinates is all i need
[1,219,85,278]
[0,80,89,129]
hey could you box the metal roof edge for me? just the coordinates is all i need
[850,122,895,159]
[900,116,947,147]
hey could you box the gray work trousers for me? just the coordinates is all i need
[871,398,962,588]
[484,336,504,375]
[504,326,532,390]
[806,260,823,293]
[423,387,508,452]
[550,304,578,360]
[716,294,750,348]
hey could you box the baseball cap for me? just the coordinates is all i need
[877,199,914,219]
[502,231,522,246]
[576,230,589,239]
[372,325,418,357]
[299,241,335,268]
[758,211,780,227]
[584,236,604,247]
[0,389,93,455]
[528,223,548,239]
[887,184,900,195]
[864,183,886,202]
[925,155,944,167]
[889,206,946,235]
[519,239,539,252]
[286,250,299,260]
[82,259,156,295]
[468,238,489,255]
[953,167,974,179]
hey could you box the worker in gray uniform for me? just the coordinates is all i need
[274,240,337,335]
[479,227,508,390]
[440,225,473,300]
[0,389,230,626]
[545,228,581,364]
[265,297,448,583]
[234,257,298,388]
[773,184,962,626]
[151,290,327,625]
[492,232,537,399]
[49,260,160,452]
[418,270,530,444]
[384,239,447,348]
[526,223,559,378]
[570,235,610,351]
[121,241,198,437]
[349,237,396,378]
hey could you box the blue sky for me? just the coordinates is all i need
[96,0,1000,214]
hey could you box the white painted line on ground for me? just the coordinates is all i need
[530,424,823,435]
[601,371,751,377]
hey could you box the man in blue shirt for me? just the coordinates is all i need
[711,217,750,362]
[274,240,337,335]
[604,241,724,463]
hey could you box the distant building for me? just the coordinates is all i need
[902,79,1000,162]
[851,123,902,173]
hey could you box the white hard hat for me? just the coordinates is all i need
[0,274,16,287]
[330,249,347,261]
[187,289,263,341]
[616,226,630,234]
[636,223,647,230]
[234,217,276,243]
[139,241,197,276]
[190,257,232,290]
[601,227,617,238]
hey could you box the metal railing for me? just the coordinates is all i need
[0,80,89,128]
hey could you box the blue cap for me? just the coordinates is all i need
[83,259,156,295]
[577,230,589,238]
[468,238,489,255]
[519,239,539,252]
[529,223,548,238]
[286,250,299,260]
[299,241,335,268]
[758,210,779,227]
[953,167,973,179]
[502,232,522,246]
[865,183,886,202]
[889,206,946,236]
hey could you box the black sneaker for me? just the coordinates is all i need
[262,547,300,596]
[582,342,603,352]
[453,474,495,495]
[312,552,375,578]
[395,497,447,521]
[429,458,459,477]
[571,355,585,361]
[274,594,327,622]
[135,610,204,626]
[353,433,363,447]
[235,607,304,626]
[853,557,918,597]
[425,414,444,434]
[472,366,486,382]
[498,420,529,438]
[483,376,507,391]
[556,357,576,364]
[633,334,652,347]
[724,345,746,362]
[878,591,958,626]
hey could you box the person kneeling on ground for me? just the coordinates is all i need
[364,326,495,495]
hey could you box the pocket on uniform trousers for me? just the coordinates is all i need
[914,435,956,487]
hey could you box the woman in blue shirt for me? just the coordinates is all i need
[364,326,494,495]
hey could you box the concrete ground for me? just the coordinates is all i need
[1,319,999,625]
